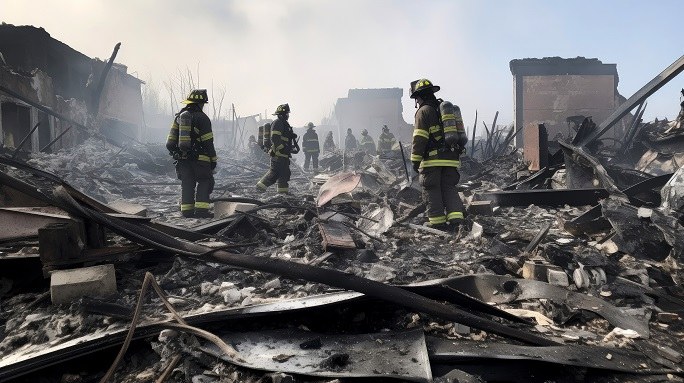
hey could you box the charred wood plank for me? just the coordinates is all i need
[477,188,609,207]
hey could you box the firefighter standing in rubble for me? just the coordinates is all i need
[409,78,467,230]
[345,128,358,150]
[248,135,261,158]
[377,125,397,154]
[324,131,336,152]
[359,129,376,155]
[302,122,320,172]
[166,89,217,218]
[257,104,298,193]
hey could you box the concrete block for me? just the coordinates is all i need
[467,200,493,216]
[214,201,257,218]
[108,199,148,217]
[50,264,117,305]
[546,269,570,286]
[522,259,564,283]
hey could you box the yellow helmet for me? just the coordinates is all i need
[181,89,209,104]
[409,78,440,99]
[273,103,290,115]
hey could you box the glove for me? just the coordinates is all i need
[211,162,217,170]
[412,161,420,173]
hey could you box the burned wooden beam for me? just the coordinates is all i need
[90,42,121,116]
[40,125,72,153]
[558,140,626,199]
[579,54,684,146]
[476,188,609,207]
[11,122,40,158]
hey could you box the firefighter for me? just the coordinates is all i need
[302,122,320,172]
[248,135,261,157]
[377,125,397,154]
[345,128,358,150]
[256,104,298,193]
[166,89,217,218]
[409,78,467,230]
[323,131,336,152]
[359,128,376,155]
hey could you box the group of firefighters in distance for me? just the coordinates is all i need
[166,78,467,231]
[250,122,398,173]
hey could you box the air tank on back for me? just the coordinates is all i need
[439,101,467,149]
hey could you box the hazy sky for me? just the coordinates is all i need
[4,0,684,130]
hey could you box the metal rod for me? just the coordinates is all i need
[471,109,477,156]
[11,122,40,158]
[398,140,410,182]
[40,125,72,153]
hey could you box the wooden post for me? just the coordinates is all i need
[39,222,84,276]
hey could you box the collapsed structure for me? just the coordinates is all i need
[0,24,144,152]
[0,28,683,383]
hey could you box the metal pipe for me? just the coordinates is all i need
[11,122,40,158]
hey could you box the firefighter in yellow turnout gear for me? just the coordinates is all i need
[359,129,376,155]
[377,125,397,154]
[256,104,298,193]
[409,79,467,230]
[302,122,320,172]
[166,89,217,218]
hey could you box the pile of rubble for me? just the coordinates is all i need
[1,101,684,382]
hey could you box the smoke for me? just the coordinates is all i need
[4,0,684,135]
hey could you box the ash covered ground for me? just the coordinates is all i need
[0,139,683,383]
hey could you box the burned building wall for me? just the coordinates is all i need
[0,24,143,151]
[95,63,144,144]
[335,88,411,148]
[510,57,630,156]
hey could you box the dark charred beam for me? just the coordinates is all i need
[90,42,121,116]
[11,122,40,158]
[579,54,684,146]
[477,188,609,207]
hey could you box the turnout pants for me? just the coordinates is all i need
[257,157,291,193]
[304,152,319,171]
[176,160,215,217]
[420,166,465,226]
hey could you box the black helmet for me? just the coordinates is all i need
[273,104,290,115]
[382,124,389,132]
[181,89,209,104]
[409,78,440,99]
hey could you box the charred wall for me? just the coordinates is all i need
[0,24,143,150]
[510,57,630,153]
